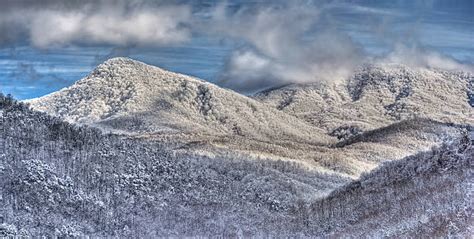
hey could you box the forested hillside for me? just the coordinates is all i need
[25,58,469,180]
[27,58,332,145]
[255,64,473,132]
[1,94,348,237]
[309,131,473,237]
[1,93,472,237]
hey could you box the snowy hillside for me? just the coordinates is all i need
[25,59,469,178]
[1,95,348,237]
[6,58,473,237]
[1,94,472,237]
[255,64,473,132]
[308,131,473,237]
[27,58,332,145]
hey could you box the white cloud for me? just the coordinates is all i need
[382,44,473,72]
[1,0,471,93]
[0,2,192,48]
[210,3,362,92]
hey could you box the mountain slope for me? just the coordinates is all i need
[25,59,468,179]
[255,64,473,132]
[307,130,473,237]
[1,94,349,237]
[27,58,332,145]
[1,95,471,237]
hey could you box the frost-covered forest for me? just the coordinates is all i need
[26,58,472,178]
[1,58,473,237]
[309,133,473,237]
[1,93,472,237]
[1,94,349,237]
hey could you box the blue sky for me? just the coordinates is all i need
[0,0,473,99]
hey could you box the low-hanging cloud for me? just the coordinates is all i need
[206,2,363,92]
[0,0,192,48]
[211,1,473,93]
[380,44,474,72]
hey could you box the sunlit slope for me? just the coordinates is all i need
[255,64,473,132]
[28,57,333,145]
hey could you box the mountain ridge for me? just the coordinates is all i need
[25,58,470,178]
[254,63,474,132]
[2,92,472,237]
[27,57,333,145]
[2,57,472,237]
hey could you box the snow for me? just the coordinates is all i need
[27,57,333,145]
[3,58,471,237]
[255,64,473,132]
[2,97,471,237]
[26,58,470,178]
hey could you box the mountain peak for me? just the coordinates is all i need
[77,57,195,89]
[90,57,161,79]
[255,64,473,131]
[27,58,332,144]
[102,57,137,64]
[95,57,150,71]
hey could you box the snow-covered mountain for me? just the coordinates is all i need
[5,58,472,237]
[0,96,348,237]
[28,58,332,145]
[309,133,473,237]
[26,59,469,179]
[1,94,472,237]
[255,64,473,132]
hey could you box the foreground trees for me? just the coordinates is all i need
[1,93,472,237]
